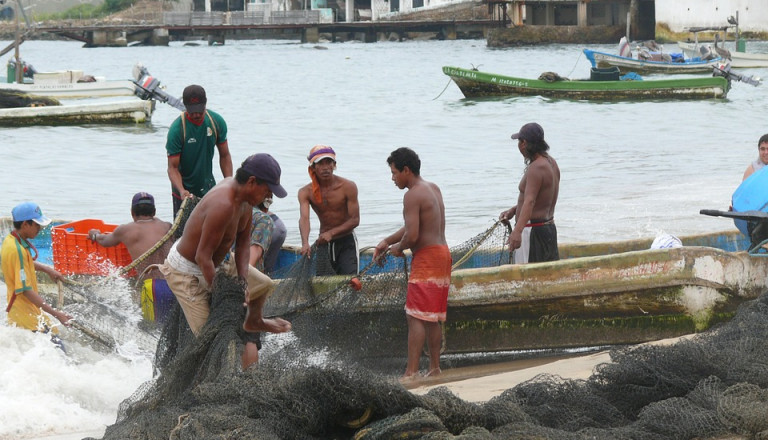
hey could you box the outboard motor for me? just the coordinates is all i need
[132,63,185,111]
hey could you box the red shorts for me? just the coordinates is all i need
[405,245,452,322]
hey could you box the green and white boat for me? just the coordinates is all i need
[442,65,730,100]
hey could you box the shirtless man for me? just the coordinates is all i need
[500,122,561,264]
[158,153,292,340]
[373,147,450,380]
[298,145,360,275]
[88,192,175,322]
[742,134,768,181]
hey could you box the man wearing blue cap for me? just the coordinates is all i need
[158,153,292,368]
[2,202,72,333]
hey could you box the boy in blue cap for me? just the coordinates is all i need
[2,202,71,332]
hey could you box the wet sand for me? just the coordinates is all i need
[407,335,693,402]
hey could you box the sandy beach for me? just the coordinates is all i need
[408,335,693,403]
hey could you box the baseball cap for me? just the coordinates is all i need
[307,145,336,164]
[511,122,546,143]
[241,153,287,198]
[12,201,51,226]
[183,85,207,113]
[131,192,155,207]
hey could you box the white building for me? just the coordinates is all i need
[655,0,768,33]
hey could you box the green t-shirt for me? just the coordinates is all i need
[165,110,228,198]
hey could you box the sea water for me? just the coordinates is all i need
[2,38,768,439]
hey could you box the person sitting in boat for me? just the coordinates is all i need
[742,134,768,181]
[88,192,175,323]
[2,202,72,340]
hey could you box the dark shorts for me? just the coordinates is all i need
[529,223,559,263]
[242,330,262,350]
[316,233,359,275]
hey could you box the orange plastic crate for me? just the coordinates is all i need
[52,219,133,276]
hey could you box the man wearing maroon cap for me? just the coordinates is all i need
[88,192,175,323]
[166,84,233,218]
[158,153,291,368]
[499,122,561,264]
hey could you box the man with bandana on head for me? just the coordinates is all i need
[298,145,361,275]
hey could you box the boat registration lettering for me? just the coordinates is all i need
[492,77,528,87]
[445,68,477,79]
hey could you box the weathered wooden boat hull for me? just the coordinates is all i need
[0,80,137,99]
[584,49,720,74]
[4,217,763,357]
[296,247,768,357]
[678,41,768,68]
[442,66,729,100]
[0,99,154,126]
[284,231,768,358]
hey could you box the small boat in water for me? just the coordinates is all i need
[0,98,154,126]
[583,48,721,75]
[442,65,731,101]
[0,61,138,99]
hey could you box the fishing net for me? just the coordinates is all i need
[96,288,768,440]
[262,220,512,370]
[86,207,768,439]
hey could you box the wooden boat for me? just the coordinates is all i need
[0,99,154,126]
[268,229,768,358]
[442,66,730,101]
[678,41,768,69]
[0,76,137,99]
[7,216,765,357]
[583,48,721,75]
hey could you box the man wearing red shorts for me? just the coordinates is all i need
[374,147,451,380]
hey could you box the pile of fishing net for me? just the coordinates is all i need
[96,274,768,439]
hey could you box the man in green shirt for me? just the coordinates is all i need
[166,84,233,217]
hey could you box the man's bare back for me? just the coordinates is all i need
[404,180,447,253]
[176,178,252,283]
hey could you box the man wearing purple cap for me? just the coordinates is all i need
[88,192,175,323]
[500,122,561,264]
[166,84,233,218]
[158,153,291,367]
[2,202,72,333]
[298,144,360,275]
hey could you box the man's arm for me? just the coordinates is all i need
[392,190,420,255]
[217,140,233,178]
[509,169,544,251]
[167,155,190,198]
[88,224,126,248]
[298,186,312,256]
[21,288,72,325]
[233,210,252,281]
[317,181,360,244]
[374,226,405,262]
[743,164,755,181]
[33,261,63,283]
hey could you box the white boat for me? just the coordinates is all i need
[0,68,137,98]
[0,99,154,126]
[678,41,768,68]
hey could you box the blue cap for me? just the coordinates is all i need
[12,202,51,226]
